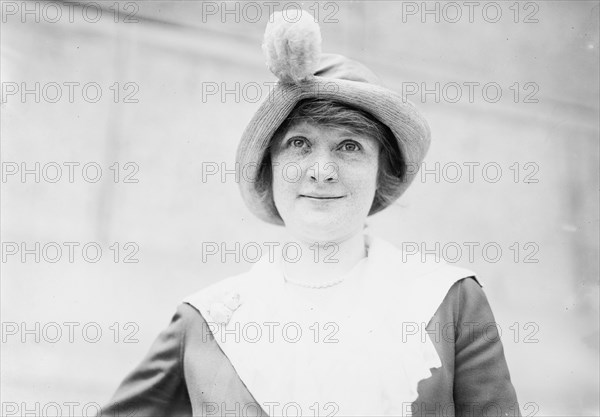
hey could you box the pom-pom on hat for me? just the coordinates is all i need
[236,9,431,225]
[261,10,322,83]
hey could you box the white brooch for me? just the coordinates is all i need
[208,292,241,325]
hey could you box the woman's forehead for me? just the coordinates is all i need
[283,120,368,137]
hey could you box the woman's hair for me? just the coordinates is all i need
[255,98,406,218]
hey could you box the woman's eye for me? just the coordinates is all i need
[340,141,361,152]
[288,137,308,148]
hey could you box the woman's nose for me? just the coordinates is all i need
[306,152,339,183]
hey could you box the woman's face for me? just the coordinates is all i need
[270,121,380,243]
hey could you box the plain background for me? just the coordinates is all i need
[1,1,599,415]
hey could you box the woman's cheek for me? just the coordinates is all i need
[340,159,378,183]
[271,164,298,203]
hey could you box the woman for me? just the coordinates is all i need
[100,10,520,417]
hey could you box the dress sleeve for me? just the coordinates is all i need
[453,278,521,417]
[98,304,193,417]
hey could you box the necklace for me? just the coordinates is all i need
[280,241,370,289]
[282,271,347,289]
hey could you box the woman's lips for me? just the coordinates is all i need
[300,194,345,200]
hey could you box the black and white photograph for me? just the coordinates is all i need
[1,1,599,416]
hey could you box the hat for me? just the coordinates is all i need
[236,10,431,225]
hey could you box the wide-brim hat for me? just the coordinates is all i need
[236,10,431,225]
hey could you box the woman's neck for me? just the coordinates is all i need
[278,229,368,286]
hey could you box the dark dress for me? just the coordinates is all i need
[98,277,521,417]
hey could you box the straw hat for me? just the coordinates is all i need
[236,10,431,225]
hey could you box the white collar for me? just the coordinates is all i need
[184,233,476,416]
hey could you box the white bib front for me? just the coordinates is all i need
[184,233,476,416]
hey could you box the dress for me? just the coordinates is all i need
[99,234,521,416]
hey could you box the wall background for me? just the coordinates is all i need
[1,1,599,415]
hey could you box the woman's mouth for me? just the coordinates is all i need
[300,194,345,200]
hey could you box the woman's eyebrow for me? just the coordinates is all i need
[284,125,313,136]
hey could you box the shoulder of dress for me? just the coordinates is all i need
[379,262,480,301]
[368,237,482,324]
[367,234,479,285]
[180,266,275,326]
[413,264,482,303]
[424,263,479,282]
